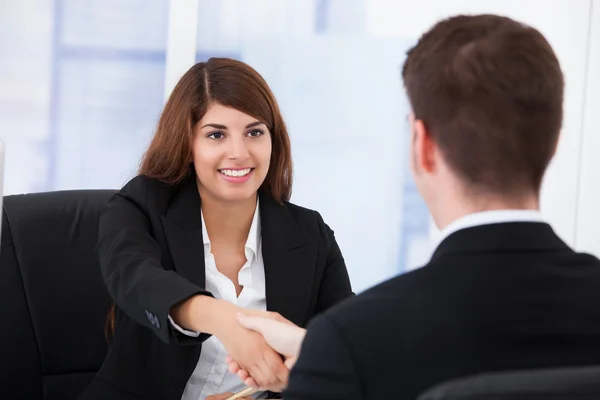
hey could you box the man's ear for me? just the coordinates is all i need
[412,117,436,174]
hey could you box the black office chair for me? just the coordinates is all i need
[0,190,116,400]
[417,365,600,400]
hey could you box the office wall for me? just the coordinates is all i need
[0,0,170,193]
[160,0,600,290]
[363,0,594,248]
[575,1,600,255]
[1,0,598,292]
[190,0,427,292]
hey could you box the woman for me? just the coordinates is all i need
[79,58,353,400]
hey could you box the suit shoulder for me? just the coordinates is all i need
[283,201,319,218]
[283,201,333,238]
[116,175,175,211]
[283,201,330,228]
[323,265,439,326]
[120,174,170,194]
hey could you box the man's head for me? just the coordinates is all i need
[402,14,564,227]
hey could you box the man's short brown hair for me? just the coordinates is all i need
[402,14,564,195]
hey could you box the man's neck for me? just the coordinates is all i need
[433,194,540,232]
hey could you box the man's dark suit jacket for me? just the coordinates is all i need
[285,222,600,400]
[79,173,353,400]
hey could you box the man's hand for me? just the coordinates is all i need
[173,296,294,390]
[241,309,296,326]
[237,313,306,359]
[226,313,307,390]
[217,317,288,391]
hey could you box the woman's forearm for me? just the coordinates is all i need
[170,295,236,335]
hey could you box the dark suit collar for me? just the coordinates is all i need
[161,177,311,250]
[160,173,205,288]
[257,191,311,250]
[431,222,571,262]
[161,175,310,248]
[160,176,317,327]
[163,173,203,233]
[258,191,317,326]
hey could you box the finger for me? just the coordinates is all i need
[238,316,305,358]
[237,368,249,381]
[225,354,233,363]
[269,312,293,325]
[246,360,269,389]
[284,356,297,370]
[266,350,288,383]
[228,360,241,375]
[244,377,259,388]
[237,314,281,336]
[259,348,287,390]
[240,310,293,325]
[236,314,266,334]
[251,351,278,389]
[274,358,289,386]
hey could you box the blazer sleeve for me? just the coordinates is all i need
[97,179,212,345]
[284,314,363,400]
[314,212,354,313]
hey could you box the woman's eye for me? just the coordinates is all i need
[208,132,224,140]
[247,129,263,137]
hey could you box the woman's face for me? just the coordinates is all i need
[193,102,272,204]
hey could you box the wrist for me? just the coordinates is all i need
[291,329,307,356]
[170,295,235,335]
[190,296,238,336]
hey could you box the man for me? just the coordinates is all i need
[229,14,600,399]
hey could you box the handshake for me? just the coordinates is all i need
[172,295,307,395]
[222,311,306,392]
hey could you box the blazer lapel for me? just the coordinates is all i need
[160,176,206,288]
[260,192,318,327]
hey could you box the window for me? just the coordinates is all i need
[194,0,431,290]
[0,0,432,290]
[0,0,169,193]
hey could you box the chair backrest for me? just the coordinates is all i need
[417,365,600,400]
[0,190,116,400]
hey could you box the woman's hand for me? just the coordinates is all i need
[216,314,289,391]
[226,313,307,390]
[172,295,292,390]
[204,300,290,391]
[237,313,306,362]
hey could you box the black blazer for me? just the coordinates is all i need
[79,173,353,400]
[285,222,600,400]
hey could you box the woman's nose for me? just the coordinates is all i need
[227,136,250,160]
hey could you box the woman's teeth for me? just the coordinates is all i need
[219,168,251,177]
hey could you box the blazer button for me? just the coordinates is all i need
[145,310,155,325]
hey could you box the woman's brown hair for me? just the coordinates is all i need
[106,58,293,338]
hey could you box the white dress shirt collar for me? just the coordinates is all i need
[436,209,546,246]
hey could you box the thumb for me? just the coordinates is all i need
[284,356,297,369]
[236,313,268,334]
